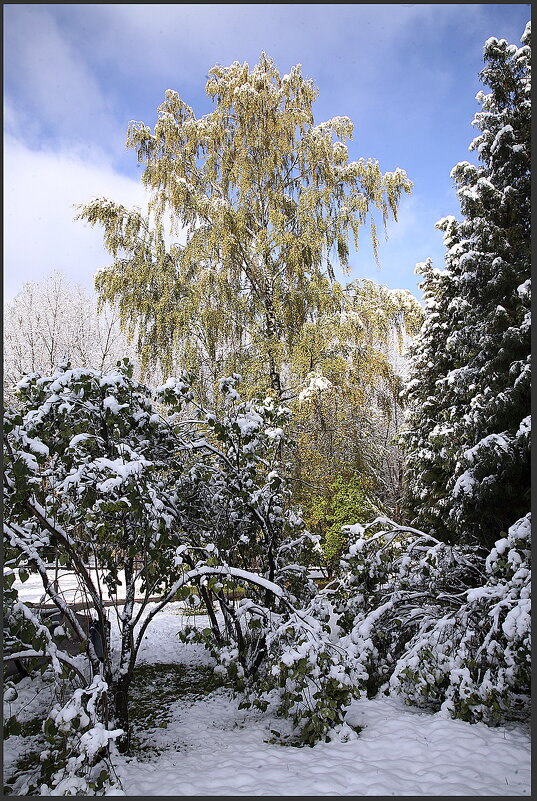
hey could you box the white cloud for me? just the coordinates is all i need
[80,4,486,92]
[4,3,528,305]
[4,5,126,155]
[3,136,148,301]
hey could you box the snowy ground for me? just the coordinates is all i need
[5,600,531,796]
[104,604,531,797]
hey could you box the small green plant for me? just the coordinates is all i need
[306,475,380,572]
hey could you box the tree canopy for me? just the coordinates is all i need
[78,53,413,396]
[402,23,531,548]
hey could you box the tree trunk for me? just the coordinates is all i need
[113,674,132,754]
[198,584,222,644]
[265,305,283,401]
[115,553,136,754]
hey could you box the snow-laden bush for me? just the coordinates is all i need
[185,592,360,747]
[159,372,321,615]
[4,358,333,773]
[334,515,530,725]
[388,514,531,723]
[245,593,360,746]
[3,564,122,795]
[36,676,123,796]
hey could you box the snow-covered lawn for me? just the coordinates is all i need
[5,602,531,796]
[106,604,531,796]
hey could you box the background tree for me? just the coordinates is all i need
[290,280,421,563]
[402,22,531,549]
[77,55,418,542]
[3,272,139,401]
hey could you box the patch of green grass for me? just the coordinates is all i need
[180,606,209,616]
[128,663,227,758]
[3,719,45,795]
[171,584,247,604]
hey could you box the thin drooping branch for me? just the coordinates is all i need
[132,565,286,664]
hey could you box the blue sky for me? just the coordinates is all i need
[4,4,530,302]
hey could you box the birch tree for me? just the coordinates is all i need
[77,53,412,400]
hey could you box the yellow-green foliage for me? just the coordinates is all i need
[290,279,421,517]
[305,475,380,570]
[76,53,413,398]
[76,55,421,516]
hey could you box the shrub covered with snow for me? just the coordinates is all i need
[36,676,123,796]
[334,516,530,725]
[185,591,359,747]
[251,594,360,746]
[389,513,531,723]
[4,357,332,772]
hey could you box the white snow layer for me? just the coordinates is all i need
[108,606,530,797]
[7,601,530,797]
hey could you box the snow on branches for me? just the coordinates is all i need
[332,515,530,725]
[3,358,333,786]
[402,23,530,549]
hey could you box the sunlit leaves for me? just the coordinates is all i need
[77,53,412,389]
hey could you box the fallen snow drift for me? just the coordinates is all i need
[109,691,530,796]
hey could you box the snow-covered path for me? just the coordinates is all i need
[107,604,531,797]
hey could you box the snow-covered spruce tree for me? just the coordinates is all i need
[400,258,463,542]
[331,23,531,727]
[403,23,530,549]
